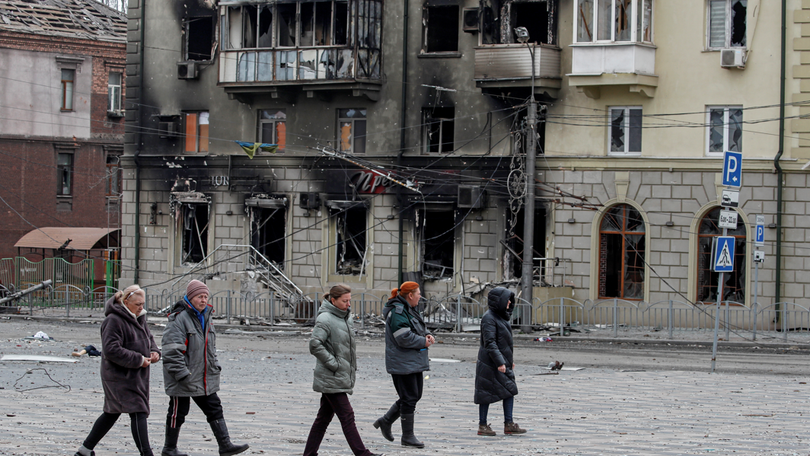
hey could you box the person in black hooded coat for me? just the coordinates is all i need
[473,287,527,436]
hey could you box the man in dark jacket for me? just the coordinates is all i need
[474,286,527,436]
[374,281,434,448]
[160,280,249,456]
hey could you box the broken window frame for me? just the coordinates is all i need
[608,106,642,155]
[249,204,287,270]
[416,208,456,281]
[337,108,367,154]
[57,152,73,196]
[184,15,216,61]
[598,204,645,300]
[105,154,121,198]
[422,107,455,154]
[422,3,460,53]
[330,204,368,276]
[575,0,652,43]
[61,69,74,111]
[184,111,210,154]
[258,109,287,152]
[107,72,122,113]
[707,0,746,49]
[696,207,746,303]
[180,203,211,265]
[706,106,743,156]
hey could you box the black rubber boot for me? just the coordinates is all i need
[161,426,188,456]
[400,413,424,448]
[209,419,249,456]
[373,403,400,442]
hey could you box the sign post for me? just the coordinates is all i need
[712,151,742,373]
[752,215,765,340]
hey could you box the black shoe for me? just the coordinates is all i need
[162,426,189,456]
[209,419,249,456]
[373,403,400,442]
[399,413,424,448]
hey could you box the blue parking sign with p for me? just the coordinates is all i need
[722,151,742,188]
[713,236,736,272]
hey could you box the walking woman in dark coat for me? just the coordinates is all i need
[74,285,161,456]
[374,281,434,448]
[474,287,526,436]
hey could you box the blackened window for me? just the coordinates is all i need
[423,5,459,53]
[333,206,367,275]
[419,209,455,279]
[186,16,214,60]
[423,107,454,153]
[182,203,209,264]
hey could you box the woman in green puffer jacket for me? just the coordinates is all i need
[303,284,382,456]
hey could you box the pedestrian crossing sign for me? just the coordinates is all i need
[712,236,735,272]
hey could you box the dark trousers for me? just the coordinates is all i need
[303,393,372,456]
[391,372,423,415]
[83,411,152,455]
[166,393,225,428]
[479,396,514,425]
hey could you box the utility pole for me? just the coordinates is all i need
[518,29,537,333]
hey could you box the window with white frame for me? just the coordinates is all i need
[575,0,652,43]
[609,107,642,155]
[108,72,122,112]
[707,0,746,49]
[259,109,287,152]
[706,106,742,155]
[337,108,366,154]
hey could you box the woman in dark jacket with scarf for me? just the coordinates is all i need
[74,285,160,456]
[474,287,526,436]
[303,284,382,456]
[374,281,434,448]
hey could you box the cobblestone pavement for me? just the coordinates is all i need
[1,319,809,456]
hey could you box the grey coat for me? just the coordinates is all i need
[474,287,518,404]
[100,297,160,414]
[310,300,357,394]
[383,295,431,375]
[162,298,221,397]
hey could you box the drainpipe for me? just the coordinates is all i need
[773,0,786,308]
[397,0,409,285]
[133,0,147,284]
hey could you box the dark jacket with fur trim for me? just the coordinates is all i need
[383,295,431,375]
[474,287,518,405]
[100,296,159,414]
[162,298,221,397]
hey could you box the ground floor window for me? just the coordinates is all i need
[250,206,286,268]
[504,206,546,282]
[598,204,645,300]
[181,203,209,264]
[697,207,746,303]
[418,209,455,280]
[332,205,367,275]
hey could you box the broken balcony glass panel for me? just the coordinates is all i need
[275,50,297,80]
[237,51,256,82]
[577,0,593,42]
[259,4,273,47]
[299,49,318,79]
[257,51,273,81]
[242,5,257,48]
[278,3,297,47]
[614,0,631,41]
[597,0,611,40]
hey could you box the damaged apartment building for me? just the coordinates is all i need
[121,0,562,300]
[122,0,808,314]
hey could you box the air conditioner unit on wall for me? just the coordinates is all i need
[177,61,199,79]
[458,186,486,209]
[462,8,478,33]
[720,49,746,69]
[299,192,321,210]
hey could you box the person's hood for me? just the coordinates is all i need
[319,299,349,320]
[487,287,515,318]
[382,294,408,318]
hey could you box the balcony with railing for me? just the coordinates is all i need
[217,1,382,101]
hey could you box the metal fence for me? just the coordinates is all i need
[5,285,810,341]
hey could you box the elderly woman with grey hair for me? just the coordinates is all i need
[74,284,160,456]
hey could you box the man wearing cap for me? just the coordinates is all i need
[160,280,249,456]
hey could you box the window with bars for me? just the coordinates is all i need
[707,0,746,49]
[575,0,652,43]
[598,204,645,300]
[609,107,642,155]
[706,106,742,156]
[697,207,746,303]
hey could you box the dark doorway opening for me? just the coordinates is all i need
[251,207,286,268]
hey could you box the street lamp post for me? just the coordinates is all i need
[515,27,536,333]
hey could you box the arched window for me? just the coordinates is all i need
[697,207,746,302]
[598,204,645,299]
